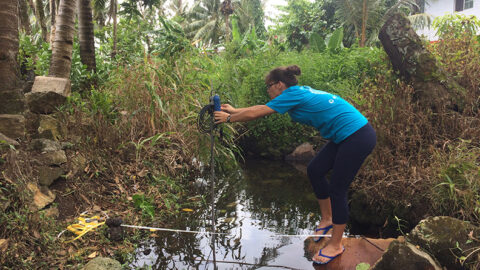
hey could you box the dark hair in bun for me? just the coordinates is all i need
[265,65,301,87]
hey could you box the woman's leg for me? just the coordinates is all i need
[313,124,376,263]
[307,142,337,230]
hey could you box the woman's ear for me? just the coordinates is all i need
[278,81,288,90]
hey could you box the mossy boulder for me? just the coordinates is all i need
[372,240,441,270]
[408,216,480,269]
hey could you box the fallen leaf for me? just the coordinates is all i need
[87,251,97,258]
[182,208,194,212]
[0,239,8,253]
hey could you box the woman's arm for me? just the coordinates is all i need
[214,105,275,124]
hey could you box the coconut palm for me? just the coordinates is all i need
[78,0,96,72]
[35,0,49,42]
[19,0,31,34]
[49,0,77,78]
[185,0,224,46]
[168,0,188,18]
[232,0,265,37]
[92,0,118,57]
[221,0,234,42]
[336,0,431,47]
[0,0,19,90]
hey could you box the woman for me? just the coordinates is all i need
[214,65,376,265]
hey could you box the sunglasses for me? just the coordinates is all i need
[267,82,277,89]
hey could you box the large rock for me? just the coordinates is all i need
[31,76,71,96]
[27,182,56,210]
[379,13,456,111]
[38,115,63,140]
[371,240,441,270]
[0,89,25,114]
[82,257,122,270]
[408,216,480,270]
[38,166,64,186]
[27,76,70,114]
[305,235,394,269]
[41,150,68,165]
[26,91,67,114]
[285,142,316,161]
[0,114,25,139]
[30,138,62,152]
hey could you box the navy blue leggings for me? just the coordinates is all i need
[307,123,376,224]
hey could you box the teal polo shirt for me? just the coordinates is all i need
[266,85,368,143]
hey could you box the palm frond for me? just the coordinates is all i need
[408,13,433,30]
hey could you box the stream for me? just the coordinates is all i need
[129,159,339,269]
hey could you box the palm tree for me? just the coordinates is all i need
[35,0,49,42]
[92,0,118,58]
[19,0,31,34]
[78,0,96,72]
[221,0,234,42]
[50,0,57,44]
[336,0,428,47]
[168,0,188,18]
[0,0,19,91]
[49,0,77,78]
[232,0,265,38]
[185,0,224,46]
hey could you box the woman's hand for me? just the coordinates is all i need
[221,104,236,114]
[214,111,230,124]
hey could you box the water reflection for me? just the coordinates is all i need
[130,160,321,269]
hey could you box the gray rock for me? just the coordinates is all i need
[26,91,67,114]
[408,216,480,270]
[41,150,67,165]
[70,154,88,176]
[38,115,63,140]
[372,240,441,270]
[0,89,25,114]
[38,166,64,186]
[82,257,122,270]
[30,138,62,152]
[285,142,315,161]
[0,114,25,139]
[31,76,71,96]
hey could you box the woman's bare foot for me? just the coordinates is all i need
[312,243,345,264]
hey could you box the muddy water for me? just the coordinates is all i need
[130,160,328,269]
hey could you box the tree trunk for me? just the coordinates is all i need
[78,0,96,72]
[112,0,117,59]
[0,0,19,90]
[49,0,77,78]
[19,0,31,34]
[50,0,56,45]
[35,0,48,42]
[360,0,367,47]
[379,12,455,111]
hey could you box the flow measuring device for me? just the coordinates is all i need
[197,93,222,133]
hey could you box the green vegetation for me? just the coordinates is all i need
[1,0,480,268]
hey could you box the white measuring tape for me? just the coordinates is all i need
[119,224,357,238]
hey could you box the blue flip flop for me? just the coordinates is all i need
[313,224,333,242]
[313,246,345,265]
